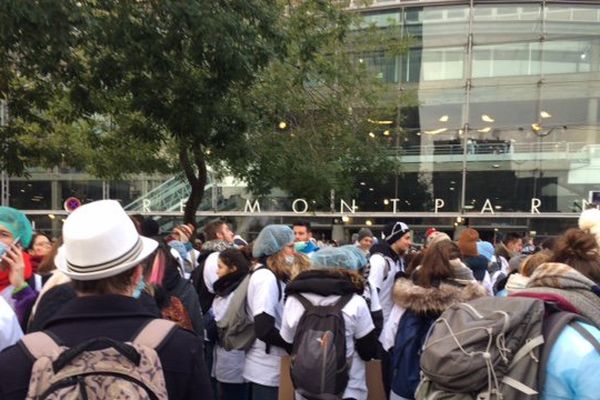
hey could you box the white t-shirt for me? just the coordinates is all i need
[243,266,286,387]
[203,252,220,294]
[368,253,401,321]
[212,294,246,384]
[281,293,375,400]
[0,296,22,352]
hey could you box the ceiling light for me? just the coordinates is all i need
[342,216,350,222]
[423,128,447,135]
[383,199,389,205]
[365,220,373,226]
[360,182,366,186]
[478,127,492,133]
[367,118,394,125]
[481,114,495,123]
[368,132,376,138]
[416,132,421,136]
[439,115,449,122]
[358,58,364,63]
[531,122,542,133]
[383,130,391,136]
[48,214,56,220]
[278,121,287,129]
[540,111,552,119]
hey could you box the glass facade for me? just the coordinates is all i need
[2,0,600,239]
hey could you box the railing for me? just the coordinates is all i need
[391,141,589,157]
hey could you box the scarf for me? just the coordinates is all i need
[213,271,247,297]
[286,269,364,297]
[201,240,233,253]
[522,262,600,326]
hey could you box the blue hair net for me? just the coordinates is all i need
[311,245,367,271]
[0,206,33,248]
[252,225,295,258]
[477,241,495,262]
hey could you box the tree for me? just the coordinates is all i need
[1,0,412,220]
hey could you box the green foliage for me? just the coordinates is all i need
[1,0,413,215]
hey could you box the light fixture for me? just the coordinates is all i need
[48,214,56,220]
[416,132,421,136]
[278,121,287,130]
[423,128,447,135]
[368,132,376,138]
[540,111,552,119]
[439,115,449,122]
[342,216,350,222]
[531,122,542,133]
[456,216,463,223]
[478,127,492,133]
[482,114,495,123]
[383,130,391,136]
[365,220,373,226]
[369,187,374,192]
[383,199,389,205]
[358,58,364,63]
[581,53,587,60]
[205,149,211,155]
[367,118,394,125]
[360,182,366,186]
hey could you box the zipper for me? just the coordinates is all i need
[40,372,161,400]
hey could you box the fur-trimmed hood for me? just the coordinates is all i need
[393,277,487,314]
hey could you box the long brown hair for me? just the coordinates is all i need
[417,240,458,288]
[551,228,600,285]
[266,250,293,281]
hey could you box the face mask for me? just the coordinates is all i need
[285,255,295,265]
[133,278,146,299]
[294,242,307,252]
[0,242,9,259]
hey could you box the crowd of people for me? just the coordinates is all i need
[0,200,599,400]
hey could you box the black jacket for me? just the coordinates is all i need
[0,295,213,400]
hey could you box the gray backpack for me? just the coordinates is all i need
[416,297,544,400]
[290,294,353,400]
[416,296,600,400]
[217,266,281,351]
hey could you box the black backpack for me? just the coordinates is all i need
[190,251,215,314]
[290,294,353,400]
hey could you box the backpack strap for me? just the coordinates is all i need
[253,265,282,301]
[133,319,178,350]
[294,293,353,314]
[20,331,62,361]
[569,321,600,353]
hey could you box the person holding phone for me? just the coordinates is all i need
[0,206,35,328]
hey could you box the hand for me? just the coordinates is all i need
[2,242,26,289]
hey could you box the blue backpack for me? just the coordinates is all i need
[391,310,436,399]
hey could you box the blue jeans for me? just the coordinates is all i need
[218,382,249,400]
[250,382,278,400]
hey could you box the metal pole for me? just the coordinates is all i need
[460,0,475,216]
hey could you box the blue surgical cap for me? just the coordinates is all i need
[0,206,33,248]
[252,225,295,258]
[311,245,367,271]
[477,241,495,262]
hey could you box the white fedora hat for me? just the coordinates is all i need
[55,200,158,281]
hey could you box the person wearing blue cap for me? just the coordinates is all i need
[281,246,377,400]
[244,225,296,400]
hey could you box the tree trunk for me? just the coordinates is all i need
[179,143,207,225]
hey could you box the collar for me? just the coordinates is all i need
[43,294,155,329]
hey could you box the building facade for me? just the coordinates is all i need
[2,0,599,241]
